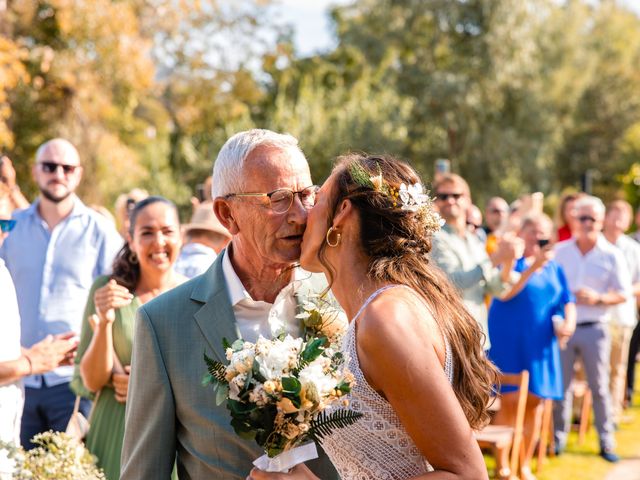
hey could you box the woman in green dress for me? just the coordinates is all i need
[73,196,185,480]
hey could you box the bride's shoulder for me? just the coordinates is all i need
[358,287,436,343]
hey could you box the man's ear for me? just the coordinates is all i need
[214,197,239,235]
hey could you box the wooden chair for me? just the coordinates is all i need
[535,398,555,472]
[476,370,529,480]
[570,379,592,444]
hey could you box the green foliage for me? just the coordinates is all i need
[3,0,640,207]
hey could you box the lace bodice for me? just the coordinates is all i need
[321,285,454,480]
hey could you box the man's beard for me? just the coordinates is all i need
[40,186,72,203]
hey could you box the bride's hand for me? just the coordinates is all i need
[247,464,318,480]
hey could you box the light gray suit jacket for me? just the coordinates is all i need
[120,251,340,479]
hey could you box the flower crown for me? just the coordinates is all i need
[348,162,445,233]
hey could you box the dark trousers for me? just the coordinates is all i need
[20,382,91,449]
[627,321,640,403]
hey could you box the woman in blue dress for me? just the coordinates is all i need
[489,213,576,479]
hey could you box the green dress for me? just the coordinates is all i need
[72,275,138,480]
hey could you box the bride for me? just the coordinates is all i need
[249,154,496,480]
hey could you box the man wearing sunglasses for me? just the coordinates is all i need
[0,138,122,449]
[121,130,339,479]
[430,173,522,350]
[553,195,631,463]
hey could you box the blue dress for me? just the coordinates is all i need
[488,258,574,399]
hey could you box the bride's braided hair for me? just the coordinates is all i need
[318,153,498,429]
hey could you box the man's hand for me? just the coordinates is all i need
[24,332,79,374]
[575,287,601,305]
[113,365,131,403]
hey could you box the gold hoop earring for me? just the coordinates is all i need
[326,227,341,247]
[128,251,139,264]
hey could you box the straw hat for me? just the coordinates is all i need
[183,201,230,237]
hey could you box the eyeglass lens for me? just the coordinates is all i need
[39,162,78,174]
[270,187,318,213]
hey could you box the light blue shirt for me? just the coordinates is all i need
[174,242,217,279]
[0,197,122,388]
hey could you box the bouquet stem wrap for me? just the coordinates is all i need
[253,442,319,473]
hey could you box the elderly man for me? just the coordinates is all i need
[602,200,640,423]
[430,174,521,349]
[120,130,339,479]
[0,139,122,448]
[553,195,631,463]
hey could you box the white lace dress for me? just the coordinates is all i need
[321,285,454,480]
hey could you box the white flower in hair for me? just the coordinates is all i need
[398,183,430,211]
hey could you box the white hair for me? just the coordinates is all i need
[35,138,80,164]
[575,195,605,217]
[211,129,307,198]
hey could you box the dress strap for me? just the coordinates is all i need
[351,284,401,323]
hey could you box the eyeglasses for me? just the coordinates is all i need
[226,185,319,214]
[578,215,597,224]
[435,192,463,201]
[0,219,16,233]
[38,162,79,175]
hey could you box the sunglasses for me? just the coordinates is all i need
[38,162,79,174]
[436,193,463,201]
[0,219,16,233]
[489,208,508,215]
[578,215,597,224]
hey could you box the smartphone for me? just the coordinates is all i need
[537,238,550,248]
[196,183,206,202]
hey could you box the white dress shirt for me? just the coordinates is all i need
[0,259,24,476]
[554,236,632,324]
[607,234,640,328]
[221,249,305,343]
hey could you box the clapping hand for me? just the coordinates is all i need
[24,332,79,374]
[92,279,133,328]
[575,287,600,305]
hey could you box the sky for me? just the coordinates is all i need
[271,0,353,57]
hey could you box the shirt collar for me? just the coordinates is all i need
[221,245,304,307]
[28,195,87,220]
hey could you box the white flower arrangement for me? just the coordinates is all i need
[203,333,361,472]
[0,431,105,480]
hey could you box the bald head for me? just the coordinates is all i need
[36,138,80,165]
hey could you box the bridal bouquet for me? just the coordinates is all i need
[203,332,361,472]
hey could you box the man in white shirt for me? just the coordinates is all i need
[553,195,631,463]
[121,130,339,479]
[602,200,640,422]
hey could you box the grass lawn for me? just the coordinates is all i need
[484,369,640,480]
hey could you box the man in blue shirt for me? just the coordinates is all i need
[0,138,122,448]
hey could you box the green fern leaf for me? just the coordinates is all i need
[204,352,228,385]
[308,409,363,444]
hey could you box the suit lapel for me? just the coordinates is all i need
[192,250,240,362]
